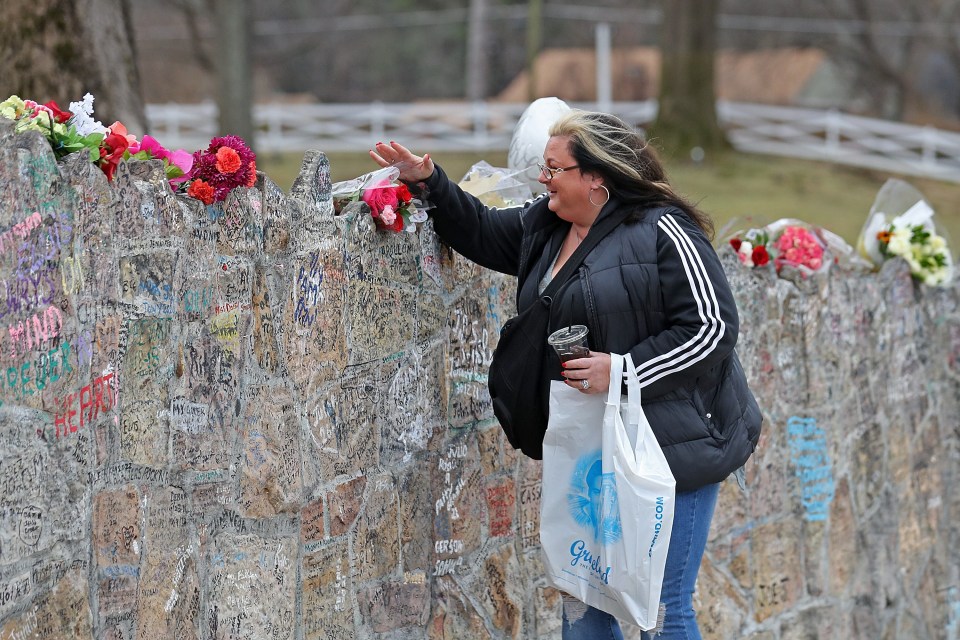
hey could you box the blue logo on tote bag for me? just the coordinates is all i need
[567,450,622,544]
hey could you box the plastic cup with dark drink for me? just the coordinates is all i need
[547,325,590,363]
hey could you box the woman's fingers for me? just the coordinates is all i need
[370,142,433,182]
[561,352,611,394]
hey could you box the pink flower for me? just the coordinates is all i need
[379,205,397,226]
[107,121,138,148]
[773,226,824,272]
[361,180,401,217]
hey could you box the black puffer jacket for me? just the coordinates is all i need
[422,166,761,491]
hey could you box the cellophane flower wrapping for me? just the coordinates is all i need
[458,161,533,208]
[857,179,954,286]
[766,219,829,276]
[726,226,772,268]
[725,218,855,278]
[331,166,430,233]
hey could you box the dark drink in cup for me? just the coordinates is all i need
[547,325,590,363]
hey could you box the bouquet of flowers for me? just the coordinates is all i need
[858,179,953,285]
[1,94,102,160]
[458,161,532,208]
[1,93,194,185]
[180,135,257,205]
[726,218,835,277]
[768,221,825,274]
[331,166,429,233]
[728,228,771,268]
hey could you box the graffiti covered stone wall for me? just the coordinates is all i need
[0,119,957,639]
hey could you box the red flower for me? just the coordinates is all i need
[396,183,412,203]
[361,180,401,217]
[752,245,770,266]
[187,179,215,205]
[730,238,742,251]
[43,100,71,123]
[98,132,129,181]
[215,146,242,174]
[185,135,256,203]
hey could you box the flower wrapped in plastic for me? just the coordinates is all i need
[857,178,954,286]
[727,227,772,268]
[726,218,851,278]
[331,166,430,233]
[458,161,533,208]
[766,219,827,276]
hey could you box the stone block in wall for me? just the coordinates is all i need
[302,539,353,640]
[288,150,335,252]
[696,554,751,639]
[284,245,349,395]
[396,459,436,575]
[358,577,430,633]
[0,566,93,639]
[203,532,297,640]
[476,543,523,637]
[238,385,303,518]
[432,435,485,577]
[353,472,400,583]
[428,576,492,639]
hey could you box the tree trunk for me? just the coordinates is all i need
[651,0,729,159]
[466,0,490,101]
[526,0,543,102]
[0,0,147,133]
[216,0,254,146]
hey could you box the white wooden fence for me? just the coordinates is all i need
[145,100,960,183]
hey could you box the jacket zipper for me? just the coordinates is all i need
[579,265,603,349]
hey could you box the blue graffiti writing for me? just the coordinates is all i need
[786,416,835,522]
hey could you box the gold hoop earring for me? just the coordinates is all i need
[588,185,610,207]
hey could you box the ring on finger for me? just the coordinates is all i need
[580,379,590,390]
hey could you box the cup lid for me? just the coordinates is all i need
[547,324,589,345]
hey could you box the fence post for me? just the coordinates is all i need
[826,109,841,155]
[921,125,937,168]
[472,101,489,150]
[371,101,386,146]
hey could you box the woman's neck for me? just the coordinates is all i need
[570,223,590,243]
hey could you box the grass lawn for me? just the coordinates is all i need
[258,149,960,248]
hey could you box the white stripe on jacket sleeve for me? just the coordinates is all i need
[635,214,726,386]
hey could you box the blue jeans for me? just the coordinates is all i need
[561,482,721,640]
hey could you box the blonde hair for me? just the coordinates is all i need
[549,110,714,238]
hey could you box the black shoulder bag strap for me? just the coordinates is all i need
[488,204,633,459]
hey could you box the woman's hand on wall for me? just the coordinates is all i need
[369,141,435,183]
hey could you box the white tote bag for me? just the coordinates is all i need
[540,353,676,630]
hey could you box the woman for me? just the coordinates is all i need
[370,111,760,640]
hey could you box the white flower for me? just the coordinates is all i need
[736,241,754,267]
[930,235,946,251]
[886,228,912,257]
[68,93,106,136]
